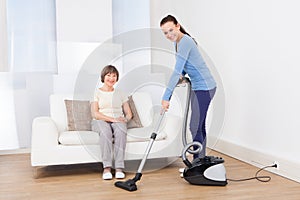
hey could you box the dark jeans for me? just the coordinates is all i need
[190,87,216,159]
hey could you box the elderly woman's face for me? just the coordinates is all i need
[104,72,117,87]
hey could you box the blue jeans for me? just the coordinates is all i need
[190,87,216,159]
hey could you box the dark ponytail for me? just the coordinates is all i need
[160,15,197,45]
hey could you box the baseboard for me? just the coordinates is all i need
[0,148,31,155]
[208,137,300,183]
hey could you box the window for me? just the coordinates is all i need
[0,0,8,71]
[6,0,57,72]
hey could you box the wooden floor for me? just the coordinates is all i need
[1,151,299,200]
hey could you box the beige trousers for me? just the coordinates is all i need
[91,120,127,169]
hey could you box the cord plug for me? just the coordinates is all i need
[272,161,279,169]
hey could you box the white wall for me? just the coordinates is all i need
[112,0,151,76]
[56,0,112,43]
[55,0,112,96]
[150,0,300,182]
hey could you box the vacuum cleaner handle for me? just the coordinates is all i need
[136,111,166,173]
[154,110,166,133]
[115,111,166,192]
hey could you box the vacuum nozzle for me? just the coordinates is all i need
[114,173,142,192]
[115,179,137,191]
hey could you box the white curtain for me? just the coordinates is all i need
[0,0,57,150]
[0,0,8,72]
[6,0,57,72]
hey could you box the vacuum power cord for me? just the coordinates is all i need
[227,164,277,183]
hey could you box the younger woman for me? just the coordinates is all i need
[160,15,216,159]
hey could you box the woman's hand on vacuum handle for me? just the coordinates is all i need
[161,100,170,114]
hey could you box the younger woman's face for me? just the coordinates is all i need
[161,21,181,42]
[104,72,117,87]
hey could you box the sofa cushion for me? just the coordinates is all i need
[127,126,167,142]
[59,113,168,145]
[64,100,92,131]
[50,94,91,132]
[59,131,99,145]
[58,128,167,145]
[127,95,143,129]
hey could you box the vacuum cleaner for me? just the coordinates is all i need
[179,77,227,186]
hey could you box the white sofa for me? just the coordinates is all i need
[31,92,185,170]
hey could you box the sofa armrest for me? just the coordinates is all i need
[31,116,59,149]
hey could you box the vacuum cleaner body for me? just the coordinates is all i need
[183,156,227,186]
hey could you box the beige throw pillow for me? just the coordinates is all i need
[127,95,143,129]
[64,100,92,131]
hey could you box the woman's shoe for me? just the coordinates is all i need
[102,172,113,180]
[179,168,185,178]
[115,171,125,179]
[178,168,185,173]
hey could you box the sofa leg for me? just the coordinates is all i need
[32,166,41,179]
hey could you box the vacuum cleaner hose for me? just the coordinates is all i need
[181,141,202,167]
[179,77,199,154]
